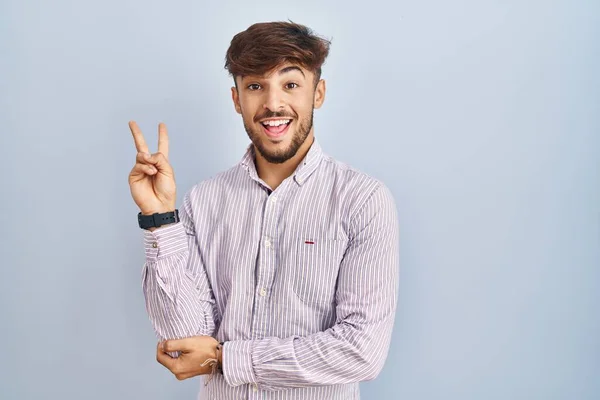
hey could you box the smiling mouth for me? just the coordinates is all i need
[261,119,292,138]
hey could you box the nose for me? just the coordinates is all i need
[263,87,285,112]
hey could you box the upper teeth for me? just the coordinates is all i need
[262,119,290,127]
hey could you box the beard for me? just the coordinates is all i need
[243,108,314,164]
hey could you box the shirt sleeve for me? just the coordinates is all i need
[222,184,400,391]
[141,189,217,350]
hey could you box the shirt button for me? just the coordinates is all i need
[253,384,258,392]
[152,242,158,248]
[259,288,267,297]
[265,238,272,248]
[270,196,277,203]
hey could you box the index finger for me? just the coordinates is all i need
[129,120,150,154]
[157,122,169,159]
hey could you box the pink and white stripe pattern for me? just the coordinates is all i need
[141,139,399,400]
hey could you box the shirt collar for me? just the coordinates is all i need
[239,137,324,187]
[292,137,323,185]
[240,144,259,181]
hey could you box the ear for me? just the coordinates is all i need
[231,85,242,114]
[313,79,326,109]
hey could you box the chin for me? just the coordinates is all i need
[255,138,299,164]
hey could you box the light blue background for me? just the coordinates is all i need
[1,0,598,399]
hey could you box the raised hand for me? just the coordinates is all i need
[128,121,176,216]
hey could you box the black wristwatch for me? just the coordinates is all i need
[138,210,180,230]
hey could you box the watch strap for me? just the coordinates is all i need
[138,210,180,230]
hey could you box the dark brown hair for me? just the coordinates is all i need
[225,21,331,85]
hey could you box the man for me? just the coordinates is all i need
[128,21,399,399]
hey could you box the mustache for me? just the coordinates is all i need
[254,111,296,123]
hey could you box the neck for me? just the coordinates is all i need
[255,131,314,191]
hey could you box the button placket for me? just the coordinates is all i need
[253,182,288,340]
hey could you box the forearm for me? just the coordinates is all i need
[223,309,395,391]
[142,223,216,343]
[142,254,215,340]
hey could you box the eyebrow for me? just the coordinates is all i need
[240,66,306,84]
[278,66,305,78]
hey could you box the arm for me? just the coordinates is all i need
[142,189,217,344]
[222,184,400,391]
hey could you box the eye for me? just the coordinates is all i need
[247,83,261,91]
[285,82,299,89]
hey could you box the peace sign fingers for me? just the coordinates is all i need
[127,120,177,216]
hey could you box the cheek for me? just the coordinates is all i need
[240,110,254,125]
[239,97,261,119]
[237,103,253,121]
[293,101,313,118]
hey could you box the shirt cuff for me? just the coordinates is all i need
[223,340,257,387]
[143,223,187,261]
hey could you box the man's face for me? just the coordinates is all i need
[231,63,326,164]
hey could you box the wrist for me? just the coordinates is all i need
[140,207,176,216]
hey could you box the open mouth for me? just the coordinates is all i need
[260,119,292,138]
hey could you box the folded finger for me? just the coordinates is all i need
[136,152,153,165]
[145,152,174,175]
[131,162,157,176]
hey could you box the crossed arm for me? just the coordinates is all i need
[142,185,400,389]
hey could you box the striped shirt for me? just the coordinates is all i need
[141,138,399,399]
